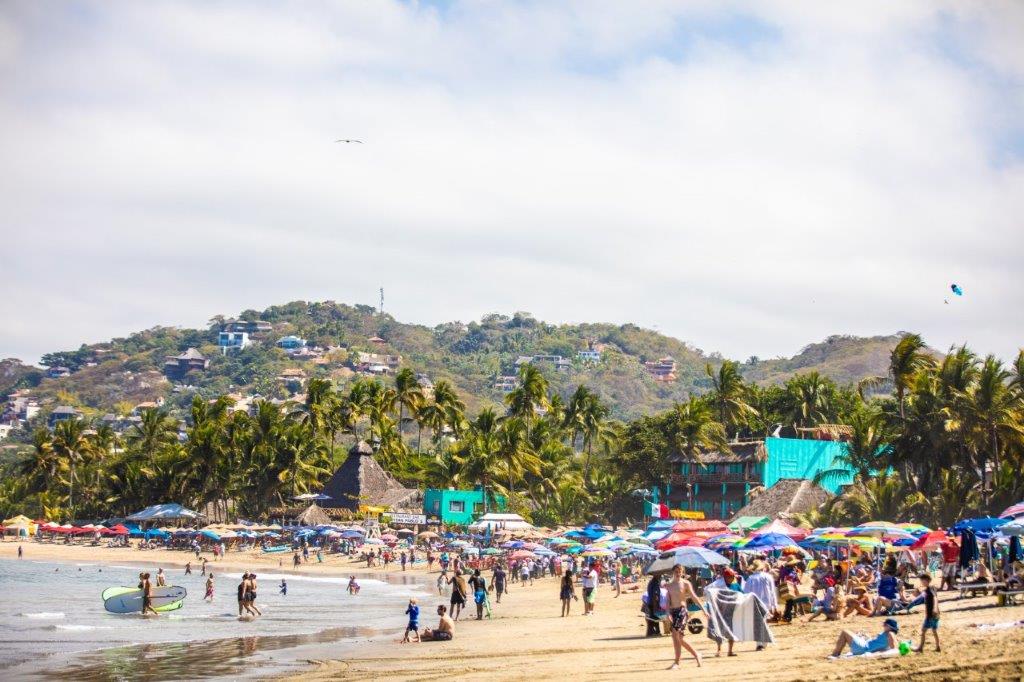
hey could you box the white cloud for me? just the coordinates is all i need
[0,0,1022,365]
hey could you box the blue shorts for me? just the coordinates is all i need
[923,617,939,630]
[407,623,418,631]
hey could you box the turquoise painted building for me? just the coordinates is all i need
[762,437,855,494]
[424,488,508,525]
[665,437,856,520]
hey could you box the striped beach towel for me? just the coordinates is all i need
[704,587,775,646]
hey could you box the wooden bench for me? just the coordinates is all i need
[997,590,1024,606]
[956,582,1005,599]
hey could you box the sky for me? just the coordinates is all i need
[1,1,1023,364]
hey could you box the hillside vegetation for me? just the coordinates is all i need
[2,301,915,421]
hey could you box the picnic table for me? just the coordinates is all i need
[956,581,1004,599]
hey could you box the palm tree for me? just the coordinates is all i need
[457,408,502,513]
[394,368,424,437]
[18,428,59,495]
[51,418,91,515]
[126,408,179,458]
[837,473,927,524]
[495,417,542,497]
[706,361,757,437]
[580,394,612,486]
[276,421,332,499]
[923,468,980,528]
[814,407,892,487]
[785,372,830,431]
[959,355,1022,497]
[889,333,932,421]
[505,364,548,434]
[669,398,729,512]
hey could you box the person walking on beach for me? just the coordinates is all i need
[581,563,598,615]
[666,565,702,669]
[560,570,576,617]
[185,562,192,575]
[493,564,507,604]
[915,573,941,653]
[201,557,209,575]
[401,552,408,571]
[448,571,468,621]
[17,544,23,559]
[140,573,159,616]
[293,551,301,569]
[205,574,215,601]
[155,568,166,587]
[348,575,361,595]
[279,578,288,596]
[469,569,487,620]
[237,573,248,616]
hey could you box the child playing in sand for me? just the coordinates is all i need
[402,598,420,642]
[914,573,940,653]
[347,575,360,595]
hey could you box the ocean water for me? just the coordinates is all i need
[0,558,429,680]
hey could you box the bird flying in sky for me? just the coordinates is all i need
[335,139,363,144]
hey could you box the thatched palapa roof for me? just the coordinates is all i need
[730,478,830,521]
[295,503,331,526]
[321,441,420,511]
[669,441,767,464]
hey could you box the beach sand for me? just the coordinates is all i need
[293,574,1024,682]
[6,541,1024,681]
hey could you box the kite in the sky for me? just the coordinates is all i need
[951,284,963,296]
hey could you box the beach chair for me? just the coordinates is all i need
[956,581,1004,599]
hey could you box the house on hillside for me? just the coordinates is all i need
[277,335,307,352]
[46,366,71,378]
[277,367,307,390]
[662,436,854,521]
[218,331,250,353]
[164,348,209,381]
[320,441,421,512]
[577,349,601,362]
[644,356,677,382]
[48,405,81,428]
[224,320,273,335]
[493,375,519,393]
[354,351,401,375]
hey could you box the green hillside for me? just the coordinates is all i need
[1,301,911,423]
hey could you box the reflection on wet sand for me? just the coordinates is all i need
[38,626,391,681]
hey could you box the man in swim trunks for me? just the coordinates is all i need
[469,569,487,620]
[140,572,159,616]
[665,565,702,669]
[448,571,468,621]
[421,605,455,641]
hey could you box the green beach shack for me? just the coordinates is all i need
[424,488,508,526]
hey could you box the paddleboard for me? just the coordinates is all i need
[102,585,187,613]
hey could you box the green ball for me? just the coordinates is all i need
[899,641,910,656]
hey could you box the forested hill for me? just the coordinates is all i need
[1,301,911,421]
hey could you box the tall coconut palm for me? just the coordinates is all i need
[889,333,933,421]
[814,407,892,487]
[838,473,927,524]
[785,372,830,431]
[394,368,424,436]
[706,361,757,437]
[430,379,466,439]
[958,355,1023,500]
[126,408,179,458]
[505,364,548,434]
[457,408,502,513]
[669,398,729,512]
[51,418,91,515]
[18,428,59,495]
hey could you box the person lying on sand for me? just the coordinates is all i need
[829,618,898,658]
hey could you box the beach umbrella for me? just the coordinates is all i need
[753,519,809,540]
[509,550,536,560]
[744,533,801,551]
[482,548,502,555]
[645,547,730,574]
[1000,520,1024,537]
[381,533,398,542]
[362,537,383,545]
[909,530,950,551]
[999,502,1024,520]
[897,523,931,535]
[953,517,1009,534]
[107,524,130,536]
[200,529,220,541]
[581,548,615,558]
[416,531,439,540]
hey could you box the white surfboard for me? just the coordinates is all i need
[102,585,187,613]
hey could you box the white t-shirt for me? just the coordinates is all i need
[582,569,598,589]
